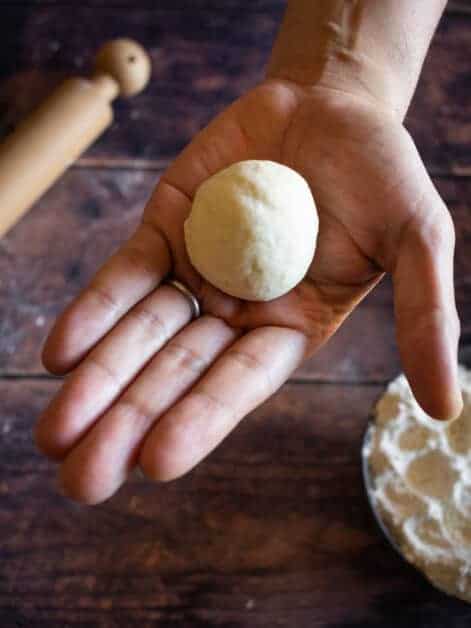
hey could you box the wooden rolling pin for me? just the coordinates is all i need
[0,38,151,238]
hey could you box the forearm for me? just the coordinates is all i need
[267,0,447,119]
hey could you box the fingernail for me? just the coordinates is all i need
[441,318,463,421]
[446,389,464,422]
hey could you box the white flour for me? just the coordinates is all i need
[364,366,471,602]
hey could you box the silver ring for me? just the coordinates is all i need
[165,279,201,319]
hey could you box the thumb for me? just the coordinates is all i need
[389,167,462,421]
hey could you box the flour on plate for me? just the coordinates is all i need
[364,366,471,602]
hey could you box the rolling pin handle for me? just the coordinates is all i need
[0,38,152,238]
[90,74,120,102]
[93,39,152,97]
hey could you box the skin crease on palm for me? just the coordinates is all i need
[36,5,461,505]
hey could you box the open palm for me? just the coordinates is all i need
[36,79,460,504]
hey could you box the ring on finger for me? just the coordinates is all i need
[165,279,201,320]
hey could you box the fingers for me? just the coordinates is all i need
[58,316,239,505]
[139,326,308,482]
[42,221,172,374]
[392,191,462,421]
[36,284,194,460]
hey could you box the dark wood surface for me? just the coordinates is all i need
[4,380,471,628]
[0,5,470,173]
[0,2,470,627]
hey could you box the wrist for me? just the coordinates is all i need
[267,0,447,120]
[290,46,403,119]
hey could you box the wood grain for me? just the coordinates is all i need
[3,379,471,628]
[1,170,470,377]
[0,7,469,173]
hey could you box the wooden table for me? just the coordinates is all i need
[1,2,470,626]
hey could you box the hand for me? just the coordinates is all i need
[36,79,461,504]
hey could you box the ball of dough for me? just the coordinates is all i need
[184,160,318,301]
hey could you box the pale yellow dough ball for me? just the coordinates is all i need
[184,160,318,302]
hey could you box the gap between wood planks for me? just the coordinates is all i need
[75,158,471,180]
[0,372,389,386]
